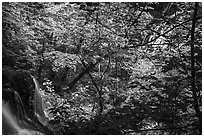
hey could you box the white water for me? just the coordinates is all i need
[2,99,43,135]
[2,100,21,133]
[13,91,25,119]
[31,75,48,125]
[2,77,45,135]
[2,76,48,134]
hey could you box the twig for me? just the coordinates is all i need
[124,16,201,49]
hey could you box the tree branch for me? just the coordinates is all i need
[67,60,100,90]
[122,16,202,49]
[81,59,103,114]
[81,59,101,93]
[90,8,201,50]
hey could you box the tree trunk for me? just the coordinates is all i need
[190,2,202,134]
[60,66,69,83]
[81,59,103,114]
[38,40,46,83]
[68,60,100,90]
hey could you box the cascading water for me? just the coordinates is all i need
[31,75,48,126]
[2,91,43,135]
[2,100,21,134]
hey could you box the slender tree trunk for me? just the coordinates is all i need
[81,59,103,114]
[38,65,42,83]
[190,2,202,134]
[68,60,100,90]
[60,66,69,83]
[38,39,46,83]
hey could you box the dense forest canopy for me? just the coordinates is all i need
[2,2,202,135]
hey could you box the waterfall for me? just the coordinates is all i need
[2,93,43,135]
[13,91,25,120]
[31,75,48,126]
[2,100,21,134]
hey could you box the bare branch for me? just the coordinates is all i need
[123,16,202,49]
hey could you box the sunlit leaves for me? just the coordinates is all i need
[44,51,79,72]
[2,2,202,135]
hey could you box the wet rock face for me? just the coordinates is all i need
[2,67,54,135]
[2,67,34,109]
[2,99,45,135]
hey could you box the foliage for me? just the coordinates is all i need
[2,2,202,135]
